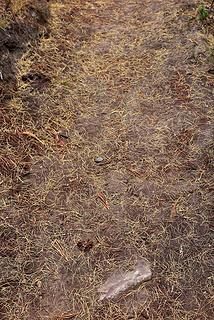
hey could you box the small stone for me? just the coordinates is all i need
[36,280,42,288]
[95,156,104,163]
[208,69,214,74]
[59,130,69,139]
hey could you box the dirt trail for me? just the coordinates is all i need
[0,0,213,319]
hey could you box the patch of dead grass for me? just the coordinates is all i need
[0,0,213,319]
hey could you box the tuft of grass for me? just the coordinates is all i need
[9,0,28,14]
[197,3,209,22]
[0,18,10,29]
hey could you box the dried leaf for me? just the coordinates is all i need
[77,239,93,252]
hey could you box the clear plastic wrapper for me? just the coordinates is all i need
[98,259,152,301]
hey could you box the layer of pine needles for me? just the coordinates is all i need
[0,0,213,319]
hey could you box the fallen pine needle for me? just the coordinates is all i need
[22,131,45,145]
[170,198,180,220]
[54,311,78,320]
[97,192,110,209]
[127,167,142,177]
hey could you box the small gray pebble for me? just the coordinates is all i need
[59,130,69,139]
[95,156,104,163]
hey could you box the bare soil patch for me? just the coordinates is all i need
[0,0,213,319]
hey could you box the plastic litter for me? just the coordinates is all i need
[98,259,152,301]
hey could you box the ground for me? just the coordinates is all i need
[0,0,213,319]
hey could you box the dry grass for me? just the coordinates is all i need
[0,0,213,319]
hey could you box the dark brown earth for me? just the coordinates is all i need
[0,0,213,319]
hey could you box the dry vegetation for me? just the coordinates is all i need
[0,0,213,319]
